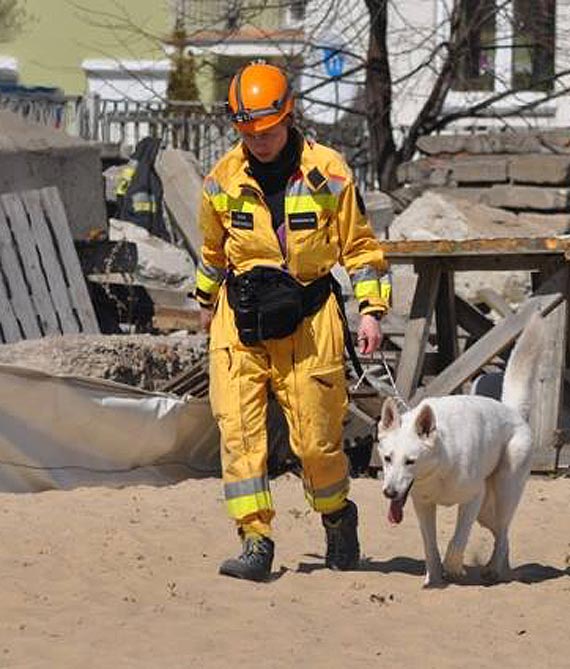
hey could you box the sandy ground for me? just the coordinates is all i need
[0,474,567,669]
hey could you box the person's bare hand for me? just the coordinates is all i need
[357,314,383,354]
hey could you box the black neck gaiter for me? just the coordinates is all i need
[247,128,301,233]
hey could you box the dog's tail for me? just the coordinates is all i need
[501,311,545,421]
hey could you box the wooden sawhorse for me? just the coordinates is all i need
[380,236,570,471]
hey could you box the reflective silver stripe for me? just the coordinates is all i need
[287,180,313,197]
[132,191,155,203]
[326,176,345,195]
[224,475,270,500]
[310,476,349,500]
[351,266,381,284]
[204,178,223,196]
[198,260,225,284]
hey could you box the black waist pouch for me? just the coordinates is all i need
[227,267,331,346]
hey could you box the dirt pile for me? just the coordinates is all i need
[0,333,208,391]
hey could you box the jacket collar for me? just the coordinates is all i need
[223,133,329,196]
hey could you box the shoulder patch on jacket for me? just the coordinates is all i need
[307,167,326,190]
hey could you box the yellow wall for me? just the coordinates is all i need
[0,0,171,95]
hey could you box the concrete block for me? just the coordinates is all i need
[418,130,570,156]
[416,134,470,155]
[396,157,450,186]
[516,212,570,234]
[0,111,107,240]
[488,185,570,211]
[509,155,570,185]
[432,187,492,204]
[451,156,508,183]
[364,190,394,238]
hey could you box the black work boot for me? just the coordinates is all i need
[321,500,360,571]
[219,535,274,582]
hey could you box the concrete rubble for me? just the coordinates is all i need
[389,130,570,316]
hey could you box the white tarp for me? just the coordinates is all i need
[0,364,220,492]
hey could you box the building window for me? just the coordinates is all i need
[450,0,555,93]
[512,0,555,91]
[454,0,496,91]
[287,0,308,25]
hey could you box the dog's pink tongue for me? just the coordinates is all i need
[388,500,404,525]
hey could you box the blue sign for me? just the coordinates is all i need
[322,47,344,77]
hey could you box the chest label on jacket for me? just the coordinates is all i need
[288,212,317,230]
[231,210,254,230]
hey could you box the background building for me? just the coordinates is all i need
[0,0,171,99]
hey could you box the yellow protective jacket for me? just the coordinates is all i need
[195,138,389,316]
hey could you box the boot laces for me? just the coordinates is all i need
[242,537,272,564]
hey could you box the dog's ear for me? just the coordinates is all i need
[415,403,436,444]
[379,397,401,434]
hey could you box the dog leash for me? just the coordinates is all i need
[352,349,411,411]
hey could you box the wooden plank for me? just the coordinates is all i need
[411,267,568,405]
[395,264,441,399]
[0,206,41,339]
[152,305,201,332]
[435,271,458,373]
[380,236,570,258]
[19,190,80,333]
[411,255,561,272]
[39,186,99,333]
[532,298,568,470]
[0,274,21,342]
[454,296,509,363]
[1,193,61,335]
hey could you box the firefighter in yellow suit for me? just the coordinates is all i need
[196,61,390,582]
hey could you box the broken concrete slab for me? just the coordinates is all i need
[387,191,556,315]
[451,156,509,183]
[108,218,195,288]
[417,130,570,156]
[364,189,394,237]
[155,148,203,265]
[487,185,570,211]
[0,110,107,240]
[509,154,570,185]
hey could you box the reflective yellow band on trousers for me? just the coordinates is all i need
[224,476,274,520]
[304,476,349,514]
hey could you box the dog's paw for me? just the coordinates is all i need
[423,569,445,588]
[443,553,466,580]
[482,554,511,583]
[481,564,509,584]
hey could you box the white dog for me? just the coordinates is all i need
[377,312,545,587]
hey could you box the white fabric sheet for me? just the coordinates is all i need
[0,364,220,492]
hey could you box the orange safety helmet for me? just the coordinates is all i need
[227,61,294,134]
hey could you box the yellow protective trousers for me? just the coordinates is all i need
[209,286,350,538]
